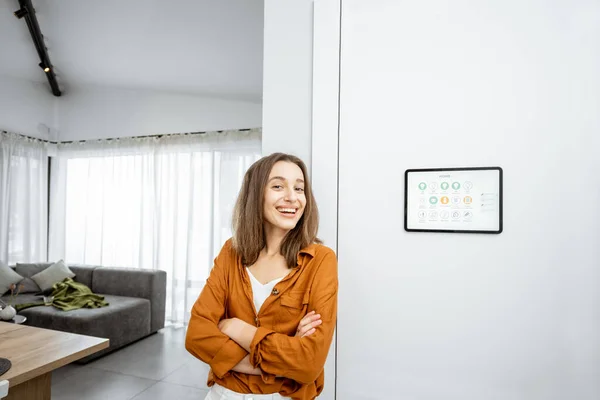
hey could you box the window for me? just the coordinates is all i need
[0,133,48,265]
[49,130,261,323]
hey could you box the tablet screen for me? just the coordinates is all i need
[405,167,503,233]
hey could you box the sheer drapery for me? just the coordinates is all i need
[0,131,48,265]
[49,129,261,323]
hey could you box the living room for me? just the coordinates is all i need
[3,1,600,400]
[1,1,266,399]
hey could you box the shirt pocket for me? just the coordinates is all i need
[277,290,310,334]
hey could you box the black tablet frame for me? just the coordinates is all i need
[404,167,503,234]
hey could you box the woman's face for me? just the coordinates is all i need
[263,161,306,234]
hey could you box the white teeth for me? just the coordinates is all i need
[277,208,296,214]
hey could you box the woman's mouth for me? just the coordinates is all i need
[276,207,298,218]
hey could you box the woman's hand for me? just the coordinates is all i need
[217,317,234,333]
[218,318,257,351]
[231,355,262,375]
[295,311,322,338]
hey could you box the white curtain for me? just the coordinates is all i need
[0,131,48,265]
[49,129,261,324]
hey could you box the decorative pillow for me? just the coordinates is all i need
[0,262,24,296]
[30,260,75,292]
[15,262,53,293]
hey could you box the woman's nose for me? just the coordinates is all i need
[284,187,298,201]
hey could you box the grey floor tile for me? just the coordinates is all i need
[51,367,156,400]
[88,329,190,380]
[51,363,87,387]
[157,324,188,344]
[130,381,209,400]
[162,357,210,390]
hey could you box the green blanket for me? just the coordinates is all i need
[15,277,109,312]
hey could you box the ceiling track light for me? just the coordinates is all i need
[13,7,29,19]
[15,0,61,96]
[38,63,51,73]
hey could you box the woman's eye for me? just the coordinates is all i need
[273,185,283,189]
[295,187,305,192]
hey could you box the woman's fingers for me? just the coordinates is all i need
[298,312,318,328]
[304,314,321,324]
[299,314,321,329]
[295,311,322,337]
[298,318,322,337]
[300,311,316,324]
[301,327,316,338]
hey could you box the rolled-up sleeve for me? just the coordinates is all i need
[249,251,338,384]
[185,241,247,378]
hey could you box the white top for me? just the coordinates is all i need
[246,268,285,313]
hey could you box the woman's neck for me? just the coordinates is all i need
[263,225,288,257]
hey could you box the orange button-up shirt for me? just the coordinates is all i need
[185,239,338,400]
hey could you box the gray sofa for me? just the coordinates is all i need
[2,263,166,363]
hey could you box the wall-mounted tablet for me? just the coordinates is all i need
[405,167,503,234]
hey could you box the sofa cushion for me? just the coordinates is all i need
[15,263,52,293]
[0,263,24,296]
[20,294,151,351]
[31,260,75,292]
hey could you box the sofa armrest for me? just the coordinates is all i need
[92,267,166,332]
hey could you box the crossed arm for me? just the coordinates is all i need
[184,245,336,382]
[223,312,322,375]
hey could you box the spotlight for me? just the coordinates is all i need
[38,63,51,73]
[14,8,28,19]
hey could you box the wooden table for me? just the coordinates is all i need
[0,322,109,400]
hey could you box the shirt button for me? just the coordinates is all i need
[272,288,279,296]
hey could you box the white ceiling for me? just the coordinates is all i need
[0,0,264,102]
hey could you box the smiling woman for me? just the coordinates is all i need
[232,154,320,272]
[264,165,306,229]
[185,153,338,400]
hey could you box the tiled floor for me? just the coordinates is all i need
[51,325,210,400]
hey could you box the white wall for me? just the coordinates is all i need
[261,0,313,165]
[262,1,339,398]
[56,85,262,141]
[0,76,57,140]
[0,77,261,142]
[336,1,600,399]
[311,1,341,399]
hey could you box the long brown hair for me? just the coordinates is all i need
[232,153,320,268]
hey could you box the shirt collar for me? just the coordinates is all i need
[296,243,317,267]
